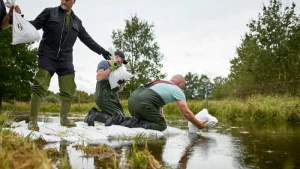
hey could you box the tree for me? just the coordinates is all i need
[0,28,37,106]
[73,90,94,103]
[112,15,167,91]
[210,76,229,99]
[229,0,300,96]
[183,72,212,100]
[184,72,200,100]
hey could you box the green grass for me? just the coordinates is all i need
[0,113,162,169]
[1,94,298,168]
[207,94,300,122]
[0,122,52,169]
[1,94,300,122]
[126,142,161,169]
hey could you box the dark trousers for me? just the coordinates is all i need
[128,86,167,131]
[94,80,124,117]
[31,56,76,101]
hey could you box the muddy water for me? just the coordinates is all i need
[41,117,300,169]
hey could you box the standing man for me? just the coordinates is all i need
[84,51,128,126]
[27,0,111,131]
[0,0,21,30]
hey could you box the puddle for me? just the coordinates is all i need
[28,117,300,168]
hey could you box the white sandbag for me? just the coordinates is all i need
[162,126,185,136]
[11,4,41,45]
[6,120,184,143]
[109,67,133,89]
[188,108,218,133]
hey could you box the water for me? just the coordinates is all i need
[39,117,300,169]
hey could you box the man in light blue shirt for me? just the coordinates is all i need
[150,80,186,104]
[106,74,207,131]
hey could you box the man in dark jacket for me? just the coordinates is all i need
[27,0,111,131]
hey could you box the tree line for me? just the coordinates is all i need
[0,0,299,107]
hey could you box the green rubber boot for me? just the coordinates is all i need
[28,98,42,131]
[60,101,76,127]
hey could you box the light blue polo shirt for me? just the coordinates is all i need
[150,83,186,104]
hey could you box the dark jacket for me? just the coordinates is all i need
[30,6,105,61]
[0,0,7,31]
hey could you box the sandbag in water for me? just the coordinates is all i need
[188,108,218,132]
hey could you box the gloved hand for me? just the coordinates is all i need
[109,61,120,71]
[117,79,126,85]
[102,50,111,60]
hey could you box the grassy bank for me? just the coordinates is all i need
[0,101,127,116]
[0,114,52,169]
[208,95,300,122]
[164,94,300,122]
[0,113,162,169]
[1,95,299,122]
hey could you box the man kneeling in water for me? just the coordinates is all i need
[85,74,207,131]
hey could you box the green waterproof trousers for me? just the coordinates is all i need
[28,68,51,130]
[58,74,76,127]
[29,68,76,129]
[94,80,125,117]
[31,68,76,101]
[128,86,167,131]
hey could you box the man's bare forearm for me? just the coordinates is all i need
[1,15,11,29]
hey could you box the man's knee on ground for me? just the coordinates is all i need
[159,123,167,131]
[150,122,167,131]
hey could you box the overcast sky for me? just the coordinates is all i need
[10,0,299,94]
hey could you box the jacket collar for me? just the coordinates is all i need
[58,6,74,15]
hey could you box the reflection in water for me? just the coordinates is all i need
[177,134,203,168]
[59,140,72,169]
[93,147,120,169]
[40,117,300,169]
[147,140,166,162]
[162,129,236,169]
[230,121,300,169]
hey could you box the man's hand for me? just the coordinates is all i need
[109,61,120,71]
[8,5,21,16]
[2,5,22,28]
[102,50,111,60]
[14,5,21,14]
[7,5,22,25]
[198,120,208,129]
[117,79,126,92]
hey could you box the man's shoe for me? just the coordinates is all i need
[85,107,112,126]
[28,121,39,131]
[84,107,98,124]
[105,114,124,126]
